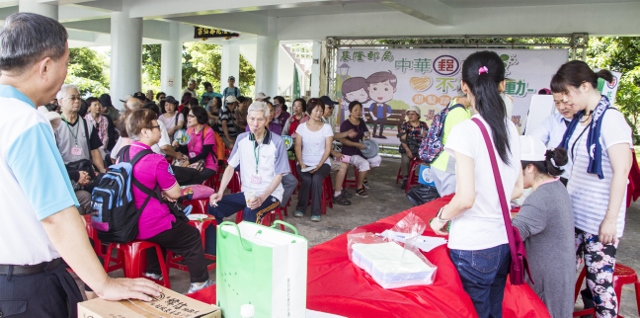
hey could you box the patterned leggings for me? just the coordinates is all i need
[575,228,619,318]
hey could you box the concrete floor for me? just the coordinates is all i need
[77,157,640,317]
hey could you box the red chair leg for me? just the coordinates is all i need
[635,282,640,317]
[576,267,587,302]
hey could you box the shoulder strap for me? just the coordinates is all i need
[81,117,92,149]
[121,146,161,199]
[471,118,517,244]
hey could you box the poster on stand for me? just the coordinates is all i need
[333,49,569,145]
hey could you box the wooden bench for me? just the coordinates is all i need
[364,109,406,133]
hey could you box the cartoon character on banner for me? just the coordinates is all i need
[366,71,397,139]
[341,77,371,122]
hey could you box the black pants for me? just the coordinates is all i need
[0,259,83,318]
[146,220,209,283]
[296,164,331,216]
[173,166,215,186]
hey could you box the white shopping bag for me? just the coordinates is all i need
[216,221,308,318]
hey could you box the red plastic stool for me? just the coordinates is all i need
[404,159,421,194]
[574,263,640,317]
[320,175,334,214]
[342,165,359,189]
[203,173,219,190]
[104,241,171,288]
[229,171,242,193]
[235,207,285,231]
[166,217,217,272]
[85,215,124,273]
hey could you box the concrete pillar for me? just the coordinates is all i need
[161,21,182,99]
[310,41,321,98]
[255,17,278,96]
[19,0,57,19]
[220,42,240,94]
[110,12,142,111]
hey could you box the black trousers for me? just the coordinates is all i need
[296,164,331,216]
[0,259,83,318]
[146,220,209,283]
[173,166,216,186]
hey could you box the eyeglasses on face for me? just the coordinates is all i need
[65,96,81,101]
[148,125,160,130]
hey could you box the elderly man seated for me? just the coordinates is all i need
[205,101,289,254]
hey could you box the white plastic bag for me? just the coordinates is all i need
[347,212,437,289]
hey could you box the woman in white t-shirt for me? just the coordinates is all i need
[294,99,334,222]
[429,51,523,318]
[551,61,632,317]
[158,96,184,139]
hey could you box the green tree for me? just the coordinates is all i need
[587,37,640,143]
[142,42,255,98]
[65,47,109,96]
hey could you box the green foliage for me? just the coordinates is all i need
[66,48,108,96]
[141,42,255,97]
[587,37,640,143]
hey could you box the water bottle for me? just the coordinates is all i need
[240,304,254,318]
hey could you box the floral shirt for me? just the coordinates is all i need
[401,121,428,143]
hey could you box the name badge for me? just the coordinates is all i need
[251,174,262,184]
[189,152,196,158]
[71,146,82,156]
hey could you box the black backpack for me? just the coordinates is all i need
[89,146,156,243]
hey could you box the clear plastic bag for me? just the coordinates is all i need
[347,212,437,289]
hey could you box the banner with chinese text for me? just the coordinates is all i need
[334,48,569,144]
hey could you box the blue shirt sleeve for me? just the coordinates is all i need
[6,123,79,220]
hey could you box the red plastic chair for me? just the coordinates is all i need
[104,240,171,288]
[320,175,334,215]
[574,263,640,317]
[84,215,123,273]
[166,216,217,272]
[342,165,359,189]
[229,171,242,193]
[404,159,421,194]
[235,207,285,231]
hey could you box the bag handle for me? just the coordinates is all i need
[270,220,298,235]
[218,221,252,251]
[471,118,518,250]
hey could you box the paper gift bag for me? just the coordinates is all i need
[216,221,308,318]
[418,164,436,187]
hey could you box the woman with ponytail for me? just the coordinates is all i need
[429,51,523,317]
[551,61,632,317]
[512,136,574,318]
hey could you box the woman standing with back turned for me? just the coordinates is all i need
[429,51,523,318]
[552,61,632,318]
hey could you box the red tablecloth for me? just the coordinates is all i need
[188,196,551,317]
[305,195,550,318]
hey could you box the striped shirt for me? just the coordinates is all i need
[0,85,79,265]
[566,110,632,237]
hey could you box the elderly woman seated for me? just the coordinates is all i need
[122,109,211,293]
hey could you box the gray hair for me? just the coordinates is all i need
[189,79,196,84]
[56,84,79,101]
[247,101,270,119]
[0,13,68,72]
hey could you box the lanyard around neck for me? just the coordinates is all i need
[61,114,80,146]
[253,142,260,174]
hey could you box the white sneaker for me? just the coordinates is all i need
[188,279,213,294]
[143,272,163,281]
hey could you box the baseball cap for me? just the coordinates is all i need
[99,93,113,107]
[132,92,146,101]
[164,96,178,105]
[226,96,238,104]
[406,105,421,117]
[520,135,547,162]
[228,76,235,81]
[320,96,338,107]
[255,92,270,101]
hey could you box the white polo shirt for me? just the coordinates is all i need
[0,85,79,265]
[228,130,289,201]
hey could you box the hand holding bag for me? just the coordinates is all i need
[472,118,533,285]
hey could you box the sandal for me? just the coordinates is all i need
[355,187,369,198]
[342,189,353,198]
[333,192,351,205]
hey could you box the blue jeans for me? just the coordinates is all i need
[204,192,280,255]
[450,244,511,318]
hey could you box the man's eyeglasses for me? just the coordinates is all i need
[65,96,81,101]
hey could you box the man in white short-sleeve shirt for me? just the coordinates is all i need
[0,12,159,317]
